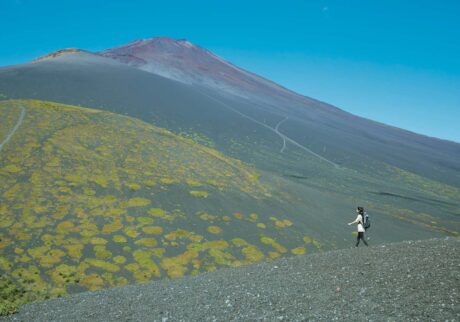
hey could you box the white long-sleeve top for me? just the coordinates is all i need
[354,214,365,232]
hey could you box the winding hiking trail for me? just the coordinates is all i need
[200,92,340,168]
[0,105,26,153]
[275,116,288,153]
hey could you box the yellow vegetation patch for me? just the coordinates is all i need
[165,229,192,241]
[90,237,108,245]
[3,164,22,173]
[303,235,313,243]
[39,249,66,267]
[231,238,248,247]
[189,190,209,198]
[102,220,123,234]
[260,236,287,253]
[64,244,84,261]
[56,221,76,234]
[199,212,217,221]
[124,227,140,238]
[160,178,176,185]
[91,176,109,188]
[241,245,264,262]
[268,251,280,259]
[148,208,174,220]
[186,179,202,187]
[142,226,163,235]
[113,235,127,243]
[291,247,306,255]
[274,219,293,228]
[125,263,140,272]
[135,238,157,247]
[126,183,141,190]
[209,248,235,266]
[137,216,154,224]
[143,179,156,187]
[127,198,151,207]
[132,250,161,278]
[85,259,120,272]
[113,256,126,264]
[94,245,112,259]
[161,250,198,278]
[79,274,105,291]
[207,226,223,234]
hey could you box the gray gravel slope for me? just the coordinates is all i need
[4,238,459,322]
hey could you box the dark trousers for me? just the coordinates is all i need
[356,232,368,247]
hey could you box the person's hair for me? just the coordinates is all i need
[357,206,364,215]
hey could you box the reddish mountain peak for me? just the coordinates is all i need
[97,37,316,105]
[31,37,315,107]
[102,37,199,54]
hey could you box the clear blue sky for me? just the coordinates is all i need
[1,0,459,142]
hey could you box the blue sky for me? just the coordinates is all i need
[1,0,459,142]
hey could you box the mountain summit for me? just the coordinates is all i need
[97,37,303,103]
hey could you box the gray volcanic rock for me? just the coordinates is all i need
[4,238,459,322]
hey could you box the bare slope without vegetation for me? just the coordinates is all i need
[3,238,459,322]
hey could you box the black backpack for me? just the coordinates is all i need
[363,212,371,230]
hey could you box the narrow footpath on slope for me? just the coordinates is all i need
[274,116,288,153]
[199,91,340,168]
[0,106,26,153]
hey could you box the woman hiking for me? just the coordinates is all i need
[348,206,368,247]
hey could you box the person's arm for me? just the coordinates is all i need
[348,215,359,225]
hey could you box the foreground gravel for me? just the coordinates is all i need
[4,238,459,322]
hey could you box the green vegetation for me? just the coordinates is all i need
[0,276,26,316]
[0,100,317,311]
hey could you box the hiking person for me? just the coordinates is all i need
[348,206,368,247]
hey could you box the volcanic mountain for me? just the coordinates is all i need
[97,37,316,105]
[0,37,459,310]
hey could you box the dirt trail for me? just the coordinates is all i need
[199,92,340,168]
[274,116,288,153]
[0,106,26,153]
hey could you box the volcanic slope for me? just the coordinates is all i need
[0,44,459,240]
[0,99,330,309]
[3,238,459,321]
[97,37,460,187]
